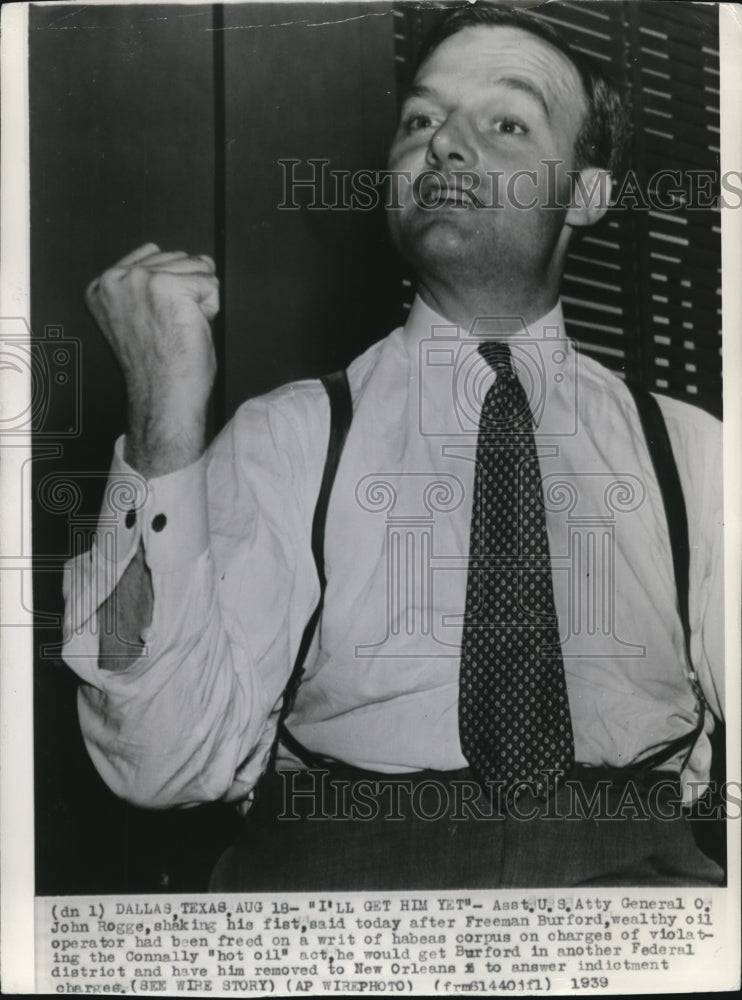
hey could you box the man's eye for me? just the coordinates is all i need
[404,113,435,134]
[493,118,527,136]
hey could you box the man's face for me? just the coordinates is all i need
[386,25,589,286]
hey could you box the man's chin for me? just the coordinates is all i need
[401,216,487,265]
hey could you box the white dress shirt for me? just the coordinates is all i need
[62,296,724,810]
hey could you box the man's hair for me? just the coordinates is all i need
[415,3,630,178]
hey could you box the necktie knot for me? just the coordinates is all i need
[478,340,533,433]
[478,340,514,376]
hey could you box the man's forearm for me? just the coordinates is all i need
[84,242,216,670]
[98,542,153,671]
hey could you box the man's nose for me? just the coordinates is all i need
[425,114,477,170]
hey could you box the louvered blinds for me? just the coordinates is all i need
[626,2,721,418]
[392,1,722,418]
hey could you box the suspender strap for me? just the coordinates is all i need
[269,370,353,772]
[624,383,706,771]
[311,371,354,592]
[625,384,692,661]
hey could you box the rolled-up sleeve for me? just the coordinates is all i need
[61,384,328,808]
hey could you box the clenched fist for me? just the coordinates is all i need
[86,243,220,477]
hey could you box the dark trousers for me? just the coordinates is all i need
[210,764,724,891]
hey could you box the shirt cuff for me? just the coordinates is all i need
[94,436,209,574]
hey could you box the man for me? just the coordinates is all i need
[63,5,724,888]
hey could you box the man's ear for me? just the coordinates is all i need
[565,167,613,228]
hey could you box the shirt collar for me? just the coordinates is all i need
[399,294,573,431]
[402,293,567,346]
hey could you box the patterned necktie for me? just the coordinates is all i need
[459,341,574,798]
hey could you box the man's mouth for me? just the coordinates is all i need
[416,175,483,210]
[439,194,478,209]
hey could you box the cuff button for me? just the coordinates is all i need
[152,513,167,532]
[125,510,136,529]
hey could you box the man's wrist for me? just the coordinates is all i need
[125,413,206,478]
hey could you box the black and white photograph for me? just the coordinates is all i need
[1,0,740,994]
